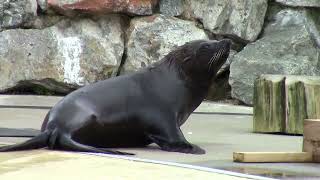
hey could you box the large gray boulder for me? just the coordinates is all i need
[23,15,64,30]
[159,0,184,16]
[0,15,125,91]
[0,0,38,29]
[123,14,208,73]
[276,0,320,7]
[306,9,320,48]
[183,0,268,42]
[229,9,320,105]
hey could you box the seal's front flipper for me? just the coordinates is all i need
[148,131,206,155]
[162,143,205,155]
[58,134,134,155]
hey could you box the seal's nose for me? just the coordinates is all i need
[220,39,232,48]
[219,39,232,49]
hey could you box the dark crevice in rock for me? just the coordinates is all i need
[206,69,231,101]
[183,17,248,51]
[206,31,248,52]
[36,3,44,14]
[193,18,204,29]
[117,42,128,76]
[218,34,248,52]
[206,67,246,106]
[1,78,80,96]
[116,15,131,76]
[153,0,161,14]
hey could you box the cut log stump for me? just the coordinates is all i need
[285,76,307,134]
[254,75,320,134]
[253,75,285,133]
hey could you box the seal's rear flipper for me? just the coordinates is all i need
[59,134,134,155]
[0,131,50,152]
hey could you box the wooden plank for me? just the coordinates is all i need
[233,152,312,163]
[303,119,320,162]
[253,75,286,133]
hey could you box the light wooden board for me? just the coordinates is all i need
[233,152,312,163]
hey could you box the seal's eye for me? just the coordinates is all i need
[203,44,210,49]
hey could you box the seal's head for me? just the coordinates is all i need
[174,39,231,84]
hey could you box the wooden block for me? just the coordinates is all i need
[285,77,307,134]
[303,119,320,162]
[304,82,320,119]
[286,77,320,134]
[253,75,286,133]
[233,152,312,163]
[254,75,320,134]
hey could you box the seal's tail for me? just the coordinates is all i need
[0,131,50,152]
[58,134,134,155]
[0,130,134,155]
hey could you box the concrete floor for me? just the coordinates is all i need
[0,95,319,179]
[113,114,320,179]
[0,150,253,180]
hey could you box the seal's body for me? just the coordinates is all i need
[0,39,231,155]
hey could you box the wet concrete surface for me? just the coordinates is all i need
[1,114,319,179]
[0,95,319,179]
[0,150,250,180]
[118,114,320,180]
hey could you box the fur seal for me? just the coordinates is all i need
[0,39,231,155]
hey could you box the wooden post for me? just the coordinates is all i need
[303,119,320,162]
[253,75,286,133]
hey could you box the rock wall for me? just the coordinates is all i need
[230,3,320,105]
[0,0,319,103]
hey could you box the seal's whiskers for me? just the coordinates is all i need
[208,48,223,72]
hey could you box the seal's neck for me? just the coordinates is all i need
[152,63,210,125]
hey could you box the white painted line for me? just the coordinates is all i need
[84,153,278,180]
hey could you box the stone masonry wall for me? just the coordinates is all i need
[0,0,319,104]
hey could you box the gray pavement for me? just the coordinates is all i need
[0,95,319,179]
[0,95,253,114]
[0,95,61,108]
